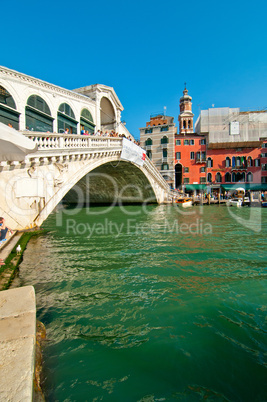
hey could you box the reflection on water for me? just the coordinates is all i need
[14,205,267,401]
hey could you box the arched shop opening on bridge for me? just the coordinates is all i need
[80,108,95,134]
[26,95,53,132]
[0,85,20,129]
[100,97,116,131]
[58,103,78,134]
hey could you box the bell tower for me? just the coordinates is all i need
[178,84,194,135]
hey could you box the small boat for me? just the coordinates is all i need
[226,198,242,207]
[262,201,267,208]
[242,197,250,207]
[175,198,193,208]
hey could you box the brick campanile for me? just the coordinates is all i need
[178,85,194,135]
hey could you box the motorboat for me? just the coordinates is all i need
[175,198,193,208]
[226,198,242,207]
[242,197,250,207]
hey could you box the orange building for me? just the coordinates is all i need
[174,86,207,189]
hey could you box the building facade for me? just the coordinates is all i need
[195,107,267,193]
[140,88,267,193]
[140,114,176,187]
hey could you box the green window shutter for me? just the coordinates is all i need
[0,86,16,109]
[0,104,20,130]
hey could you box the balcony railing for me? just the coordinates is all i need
[196,157,206,164]
[231,165,247,171]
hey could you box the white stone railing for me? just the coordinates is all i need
[22,132,123,150]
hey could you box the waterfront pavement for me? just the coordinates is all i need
[0,233,37,401]
[0,285,36,401]
[0,232,22,260]
[0,232,23,291]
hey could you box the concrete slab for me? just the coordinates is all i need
[0,286,36,319]
[0,286,36,401]
[0,337,35,402]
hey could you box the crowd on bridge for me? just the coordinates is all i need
[78,127,140,146]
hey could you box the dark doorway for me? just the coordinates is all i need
[175,163,182,188]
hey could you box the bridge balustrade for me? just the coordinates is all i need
[23,132,122,151]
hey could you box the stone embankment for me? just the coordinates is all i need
[0,286,36,400]
[0,232,46,401]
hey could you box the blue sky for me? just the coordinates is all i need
[1,0,266,139]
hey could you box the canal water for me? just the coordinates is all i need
[15,205,266,401]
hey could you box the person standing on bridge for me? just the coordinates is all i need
[0,217,13,244]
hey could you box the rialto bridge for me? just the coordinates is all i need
[0,133,171,230]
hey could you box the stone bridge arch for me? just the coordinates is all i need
[1,152,169,230]
[33,154,162,227]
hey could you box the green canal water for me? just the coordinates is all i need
[15,205,266,401]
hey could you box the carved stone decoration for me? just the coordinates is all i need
[54,179,64,187]
[27,166,36,178]
[54,163,68,174]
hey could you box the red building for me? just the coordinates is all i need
[195,107,267,196]
[206,146,261,187]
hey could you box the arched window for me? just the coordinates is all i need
[247,172,253,182]
[225,172,231,182]
[145,138,152,146]
[232,156,236,168]
[26,95,53,132]
[58,103,77,134]
[232,172,237,182]
[0,85,20,129]
[188,120,191,129]
[207,173,212,183]
[161,163,169,170]
[207,157,213,168]
[232,172,245,182]
[80,108,95,134]
[215,172,222,183]
[236,156,241,167]
[225,157,231,167]
[161,136,169,144]
[183,120,186,129]
[247,156,252,167]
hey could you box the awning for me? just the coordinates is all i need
[0,122,38,161]
[221,183,267,192]
[185,184,207,191]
